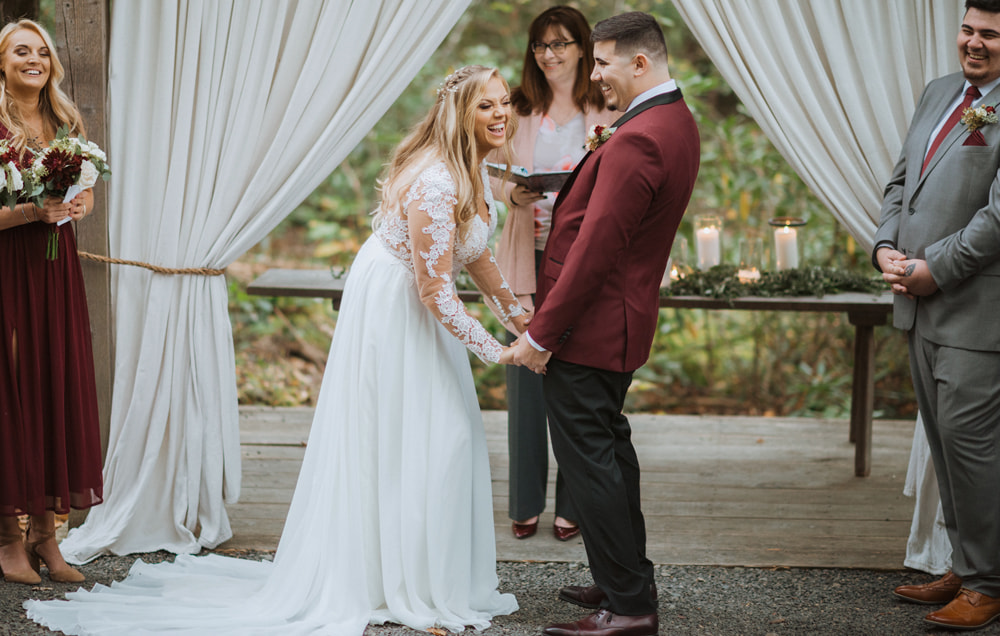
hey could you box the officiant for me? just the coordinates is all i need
[490,5,614,543]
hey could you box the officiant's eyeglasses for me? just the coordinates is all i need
[531,40,576,54]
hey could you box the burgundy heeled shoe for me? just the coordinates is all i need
[553,523,580,541]
[512,520,538,539]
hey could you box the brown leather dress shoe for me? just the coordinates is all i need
[559,584,658,609]
[894,571,963,605]
[544,609,658,636]
[554,524,581,541]
[560,584,607,609]
[924,588,1000,630]
[512,521,538,539]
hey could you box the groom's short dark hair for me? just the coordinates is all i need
[592,11,668,65]
[967,0,1000,13]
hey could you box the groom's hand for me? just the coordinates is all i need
[512,335,551,375]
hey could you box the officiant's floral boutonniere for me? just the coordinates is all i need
[585,124,617,152]
[961,104,998,133]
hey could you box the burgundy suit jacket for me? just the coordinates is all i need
[530,90,700,372]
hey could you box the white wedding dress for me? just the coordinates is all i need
[25,161,522,635]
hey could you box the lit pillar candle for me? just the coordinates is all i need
[774,226,798,270]
[737,268,761,283]
[696,227,721,269]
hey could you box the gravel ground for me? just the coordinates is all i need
[3,552,1000,635]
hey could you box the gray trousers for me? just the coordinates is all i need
[505,332,575,522]
[909,330,1000,596]
[506,250,574,522]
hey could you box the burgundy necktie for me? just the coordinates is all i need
[922,85,981,175]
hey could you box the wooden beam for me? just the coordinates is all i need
[1,0,40,23]
[54,0,112,468]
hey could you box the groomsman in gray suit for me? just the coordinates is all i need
[874,0,1000,630]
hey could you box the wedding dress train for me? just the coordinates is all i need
[24,162,520,635]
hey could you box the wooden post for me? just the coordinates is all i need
[1,0,40,23]
[54,0,112,476]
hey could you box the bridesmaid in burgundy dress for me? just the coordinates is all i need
[0,19,103,585]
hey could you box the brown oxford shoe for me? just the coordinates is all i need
[512,521,538,539]
[559,584,658,609]
[924,588,1000,630]
[894,571,963,605]
[559,584,606,609]
[543,609,658,636]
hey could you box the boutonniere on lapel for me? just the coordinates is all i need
[585,124,617,152]
[961,104,998,146]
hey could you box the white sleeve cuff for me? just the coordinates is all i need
[525,331,548,352]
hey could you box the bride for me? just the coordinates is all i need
[25,65,526,635]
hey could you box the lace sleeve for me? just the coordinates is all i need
[465,248,526,330]
[406,175,505,364]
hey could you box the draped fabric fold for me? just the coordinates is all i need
[61,0,472,563]
[672,0,962,251]
[672,0,963,573]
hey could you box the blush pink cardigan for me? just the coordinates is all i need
[493,107,616,299]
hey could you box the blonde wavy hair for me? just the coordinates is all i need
[0,19,84,153]
[375,65,517,231]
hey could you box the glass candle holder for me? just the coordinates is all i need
[737,236,763,283]
[663,236,691,287]
[768,217,806,271]
[694,214,722,270]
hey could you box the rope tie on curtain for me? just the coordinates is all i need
[77,250,226,276]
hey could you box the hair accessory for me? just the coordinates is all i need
[435,70,462,97]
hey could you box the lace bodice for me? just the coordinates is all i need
[374,162,524,362]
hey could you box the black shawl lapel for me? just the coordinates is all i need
[552,88,684,209]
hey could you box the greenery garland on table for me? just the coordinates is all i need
[663,265,885,301]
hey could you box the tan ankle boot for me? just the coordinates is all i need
[27,513,84,583]
[0,517,41,585]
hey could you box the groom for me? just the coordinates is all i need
[512,11,699,636]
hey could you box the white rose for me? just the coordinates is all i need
[7,161,23,190]
[86,142,107,162]
[32,154,47,178]
[77,159,99,189]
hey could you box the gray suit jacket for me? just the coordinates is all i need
[874,71,1000,352]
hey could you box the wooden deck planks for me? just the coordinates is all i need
[224,406,915,569]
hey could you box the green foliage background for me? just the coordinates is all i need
[234,0,915,419]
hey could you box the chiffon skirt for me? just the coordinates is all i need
[0,221,103,516]
[25,237,517,635]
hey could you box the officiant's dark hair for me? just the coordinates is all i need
[592,12,668,66]
[966,0,1000,12]
[511,6,604,118]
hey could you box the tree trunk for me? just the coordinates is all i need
[53,1,112,525]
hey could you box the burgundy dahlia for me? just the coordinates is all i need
[41,149,83,193]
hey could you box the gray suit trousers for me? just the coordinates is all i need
[505,249,574,522]
[909,330,1000,596]
[505,332,574,521]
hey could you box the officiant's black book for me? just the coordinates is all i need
[485,162,572,193]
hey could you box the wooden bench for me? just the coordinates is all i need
[247,268,894,477]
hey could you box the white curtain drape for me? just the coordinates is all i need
[672,0,963,573]
[61,0,471,563]
[672,0,962,252]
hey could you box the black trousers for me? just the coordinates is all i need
[544,358,656,615]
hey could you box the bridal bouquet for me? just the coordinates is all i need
[0,139,37,212]
[29,126,111,259]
